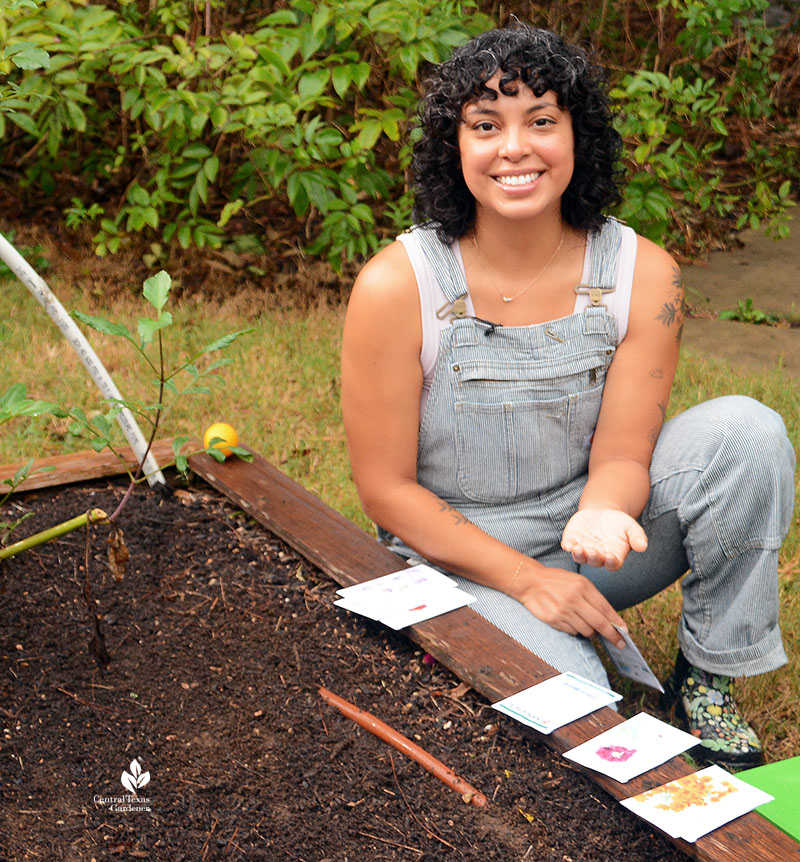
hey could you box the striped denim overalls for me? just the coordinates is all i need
[381,222,794,687]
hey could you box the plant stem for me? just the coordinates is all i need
[109,330,166,523]
[0,508,107,560]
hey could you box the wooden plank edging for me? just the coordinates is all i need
[0,438,195,493]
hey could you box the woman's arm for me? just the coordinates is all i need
[561,236,683,570]
[342,241,628,647]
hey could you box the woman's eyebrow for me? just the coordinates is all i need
[464,101,561,116]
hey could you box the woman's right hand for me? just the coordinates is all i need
[508,561,628,649]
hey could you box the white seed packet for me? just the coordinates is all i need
[563,712,699,782]
[492,672,622,734]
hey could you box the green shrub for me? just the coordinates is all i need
[0,0,797,268]
[0,0,490,269]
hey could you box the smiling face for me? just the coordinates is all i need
[456,75,575,228]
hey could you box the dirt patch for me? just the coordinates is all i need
[0,476,688,861]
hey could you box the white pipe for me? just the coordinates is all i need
[0,231,165,487]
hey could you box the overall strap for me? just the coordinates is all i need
[407,224,469,312]
[575,216,622,307]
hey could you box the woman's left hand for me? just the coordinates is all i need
[561,508,648,571]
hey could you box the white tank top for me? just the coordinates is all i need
[397,225,637,413]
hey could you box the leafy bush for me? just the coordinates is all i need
[0,0,490,269]
[0,0,797,267]
[608,0,797,250]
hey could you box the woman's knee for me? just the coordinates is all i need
[657,395,794,475]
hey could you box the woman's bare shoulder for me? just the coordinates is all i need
[350,239,417,305]
[344,239,422,352]
[633,234,679,281]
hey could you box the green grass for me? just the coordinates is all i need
[1,273,798,760]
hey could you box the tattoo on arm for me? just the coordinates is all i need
[650,368,664,379]
[655,265,686,344]
[648,402,668,446]
[437,500,469,526]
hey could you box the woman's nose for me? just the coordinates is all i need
[498,125,530,159]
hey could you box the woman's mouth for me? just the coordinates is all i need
[494,171,542,187]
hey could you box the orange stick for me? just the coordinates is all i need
[318,686,488,807]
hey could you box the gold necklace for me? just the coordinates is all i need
[472,228,565,303]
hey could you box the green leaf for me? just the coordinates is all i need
[331,65,352,98]
[8,43,51,71]
[710,116,728,136]
[182,143,212,159]
[203,155,220,183]
[137,311,173,347]
[297,68,330,103]
[172,436,190,458]
[142,270,171,313]
[355,119,382,150]
[72,310,134,342]
[198,328,255,354]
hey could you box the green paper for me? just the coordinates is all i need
[738,756,800,843]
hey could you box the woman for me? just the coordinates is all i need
[341,25,795,768]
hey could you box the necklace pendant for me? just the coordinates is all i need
[502,296,512,303]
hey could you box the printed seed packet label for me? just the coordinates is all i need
[491,672,622,734]
[620,764,774,843]
[336,564,458,604]
[600,625,664,693]
[563,712,699,783]
[334,564,475,629]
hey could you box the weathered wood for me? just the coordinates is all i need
[0,438,193,493]
[189,449,800,862]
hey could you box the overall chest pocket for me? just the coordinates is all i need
[451,359,607,504]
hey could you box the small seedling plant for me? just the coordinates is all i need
[68,269,253,518]
[1,269,253,559]
[1,269,253,667]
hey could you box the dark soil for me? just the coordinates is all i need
[0,476,689,861]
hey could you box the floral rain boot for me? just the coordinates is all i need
[663,649,764,770]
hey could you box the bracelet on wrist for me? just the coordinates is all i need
[507,558,525,595]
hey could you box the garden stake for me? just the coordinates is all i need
[0,508,107,560]
[317,686,488,807]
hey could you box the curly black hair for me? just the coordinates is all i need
[411,25,623,242]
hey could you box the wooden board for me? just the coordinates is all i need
[0,438,194,493]
[188,449,800,862]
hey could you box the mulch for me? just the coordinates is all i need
[0,475,689,861]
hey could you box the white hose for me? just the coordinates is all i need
[0,231,165,487]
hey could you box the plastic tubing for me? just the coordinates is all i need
[318,686,488,807]
[0,232,165,487]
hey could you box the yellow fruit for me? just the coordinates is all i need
[203,422,238,459]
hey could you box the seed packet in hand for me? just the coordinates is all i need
[600,624,664,693]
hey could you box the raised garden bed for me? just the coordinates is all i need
[0,449,796,860]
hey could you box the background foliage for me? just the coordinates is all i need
[1,0,798,271]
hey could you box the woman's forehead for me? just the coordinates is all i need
[462,77,560,110]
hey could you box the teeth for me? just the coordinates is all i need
[496,172,540,186]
